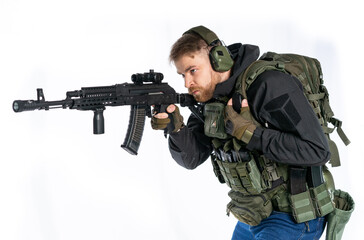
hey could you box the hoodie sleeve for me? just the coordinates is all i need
[168,114,213,169]
[246,70,331,166]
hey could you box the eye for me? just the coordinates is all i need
[181,73,185,79]
[190,69,197,74]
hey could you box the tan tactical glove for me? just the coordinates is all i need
[151,105,184,134]
[225,105,257,144]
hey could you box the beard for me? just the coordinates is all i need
[189,86,214,102]
[189,79,217,103]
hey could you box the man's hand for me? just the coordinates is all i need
[225,98,257,144]
[151,104,184,134]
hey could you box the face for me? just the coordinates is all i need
[175,50,222,102]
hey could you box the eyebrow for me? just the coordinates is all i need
[177,65,196,75]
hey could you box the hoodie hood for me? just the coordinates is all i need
[212,43,260,99]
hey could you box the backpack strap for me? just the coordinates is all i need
[238,59,287,99]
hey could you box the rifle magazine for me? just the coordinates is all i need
[121,105,146,155]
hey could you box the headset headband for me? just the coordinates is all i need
[183,25,220,46]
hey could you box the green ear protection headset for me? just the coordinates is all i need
[184,25,234,72]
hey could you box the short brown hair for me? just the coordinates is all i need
[169,33,208,63]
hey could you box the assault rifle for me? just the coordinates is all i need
[12,70,199,155]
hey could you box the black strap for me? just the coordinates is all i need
[188,104,205,123]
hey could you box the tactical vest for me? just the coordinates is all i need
[205,52,350,224]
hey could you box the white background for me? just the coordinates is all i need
[0,0,363,239]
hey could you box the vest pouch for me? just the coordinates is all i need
[227,190,273,226]
[311,182,334,217]
[325,189,354,240]
[289,190,317,223]
[203,102,227,139]
[217,156,264,195]
[271,186,291,213]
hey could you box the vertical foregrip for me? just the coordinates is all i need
[121,105,146,155]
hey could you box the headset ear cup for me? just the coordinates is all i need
[209,46,234,72]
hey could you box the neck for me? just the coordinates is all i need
[218,69,232,83]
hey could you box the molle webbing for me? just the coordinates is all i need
[288,166,334,223]
[211,138,287,195]
[216,159,264,194]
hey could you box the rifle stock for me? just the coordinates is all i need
[13,70,199,155]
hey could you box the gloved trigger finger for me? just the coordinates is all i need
[166,112,176,133]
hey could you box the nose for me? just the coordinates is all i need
[184,75,194,88]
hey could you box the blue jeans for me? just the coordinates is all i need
[232,211,326,240]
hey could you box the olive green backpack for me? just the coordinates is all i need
[238,52,350,167]
[237,52,354,240]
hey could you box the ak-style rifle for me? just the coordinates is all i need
[13,70,199,155]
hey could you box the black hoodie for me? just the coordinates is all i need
[168,43,330,170]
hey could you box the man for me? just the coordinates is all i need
[152,26,331,239]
